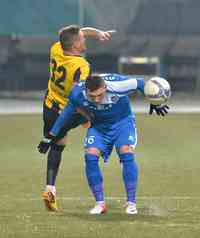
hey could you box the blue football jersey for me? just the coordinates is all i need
[50,73,145,136]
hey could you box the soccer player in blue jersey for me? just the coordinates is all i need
[38,74,169,214]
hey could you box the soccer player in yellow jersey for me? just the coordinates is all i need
[38,25,115,211]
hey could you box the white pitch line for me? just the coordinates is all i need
[11,196,200,201]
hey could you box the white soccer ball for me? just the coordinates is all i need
[144,77,171,105]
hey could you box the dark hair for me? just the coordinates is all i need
[59,25,80,51]
[85,75,105,91]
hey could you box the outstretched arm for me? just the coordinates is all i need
[37,102,76,154]
[103,73,169,117]
[124,76,169,116]
[104,74,145,95]
[81,27,116,41]
[50,102,76,136]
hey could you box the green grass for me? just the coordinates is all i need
[0,113,200,238]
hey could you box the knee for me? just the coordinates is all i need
[84,149,100,172]
[84,148,100,164]
[85,147,101,158]
[118,145,135,155]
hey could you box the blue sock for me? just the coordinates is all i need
[85,154,104,202]
[119,153,138,203]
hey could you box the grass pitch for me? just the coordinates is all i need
[0,113,200,238]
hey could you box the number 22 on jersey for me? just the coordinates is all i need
[50,58,81,91]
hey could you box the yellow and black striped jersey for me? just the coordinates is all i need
[45,42,90,110]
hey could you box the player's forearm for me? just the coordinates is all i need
[50,103,75,136]
[81,27,115,41]
[81,27,101,37]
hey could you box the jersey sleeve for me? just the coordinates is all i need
[79,61,91,81]
[72,60,90,83]
[80,64,91,80]
[105,74,145,95]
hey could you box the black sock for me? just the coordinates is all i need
[46,144,65,185]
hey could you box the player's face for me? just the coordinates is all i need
[73,31,87,53]
[87,85,107,104]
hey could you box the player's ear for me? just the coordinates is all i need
[73,37,81,49]
[72,40,79,48]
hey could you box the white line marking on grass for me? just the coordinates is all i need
[13,196,200,201]
[142,223,200,228]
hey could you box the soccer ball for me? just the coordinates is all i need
[144,77,171,105]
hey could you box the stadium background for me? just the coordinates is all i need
[1,1,200,238]
[1,0,200,97]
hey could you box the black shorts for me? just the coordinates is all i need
[43,102,88,141]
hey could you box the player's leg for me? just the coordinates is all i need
[46,110,89,187]
[118,146,138,214]
[84,128,110,214]
[43,139,66,212]
[42,104,67,211]
[85,148,107,214]
[115,118,138,214]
